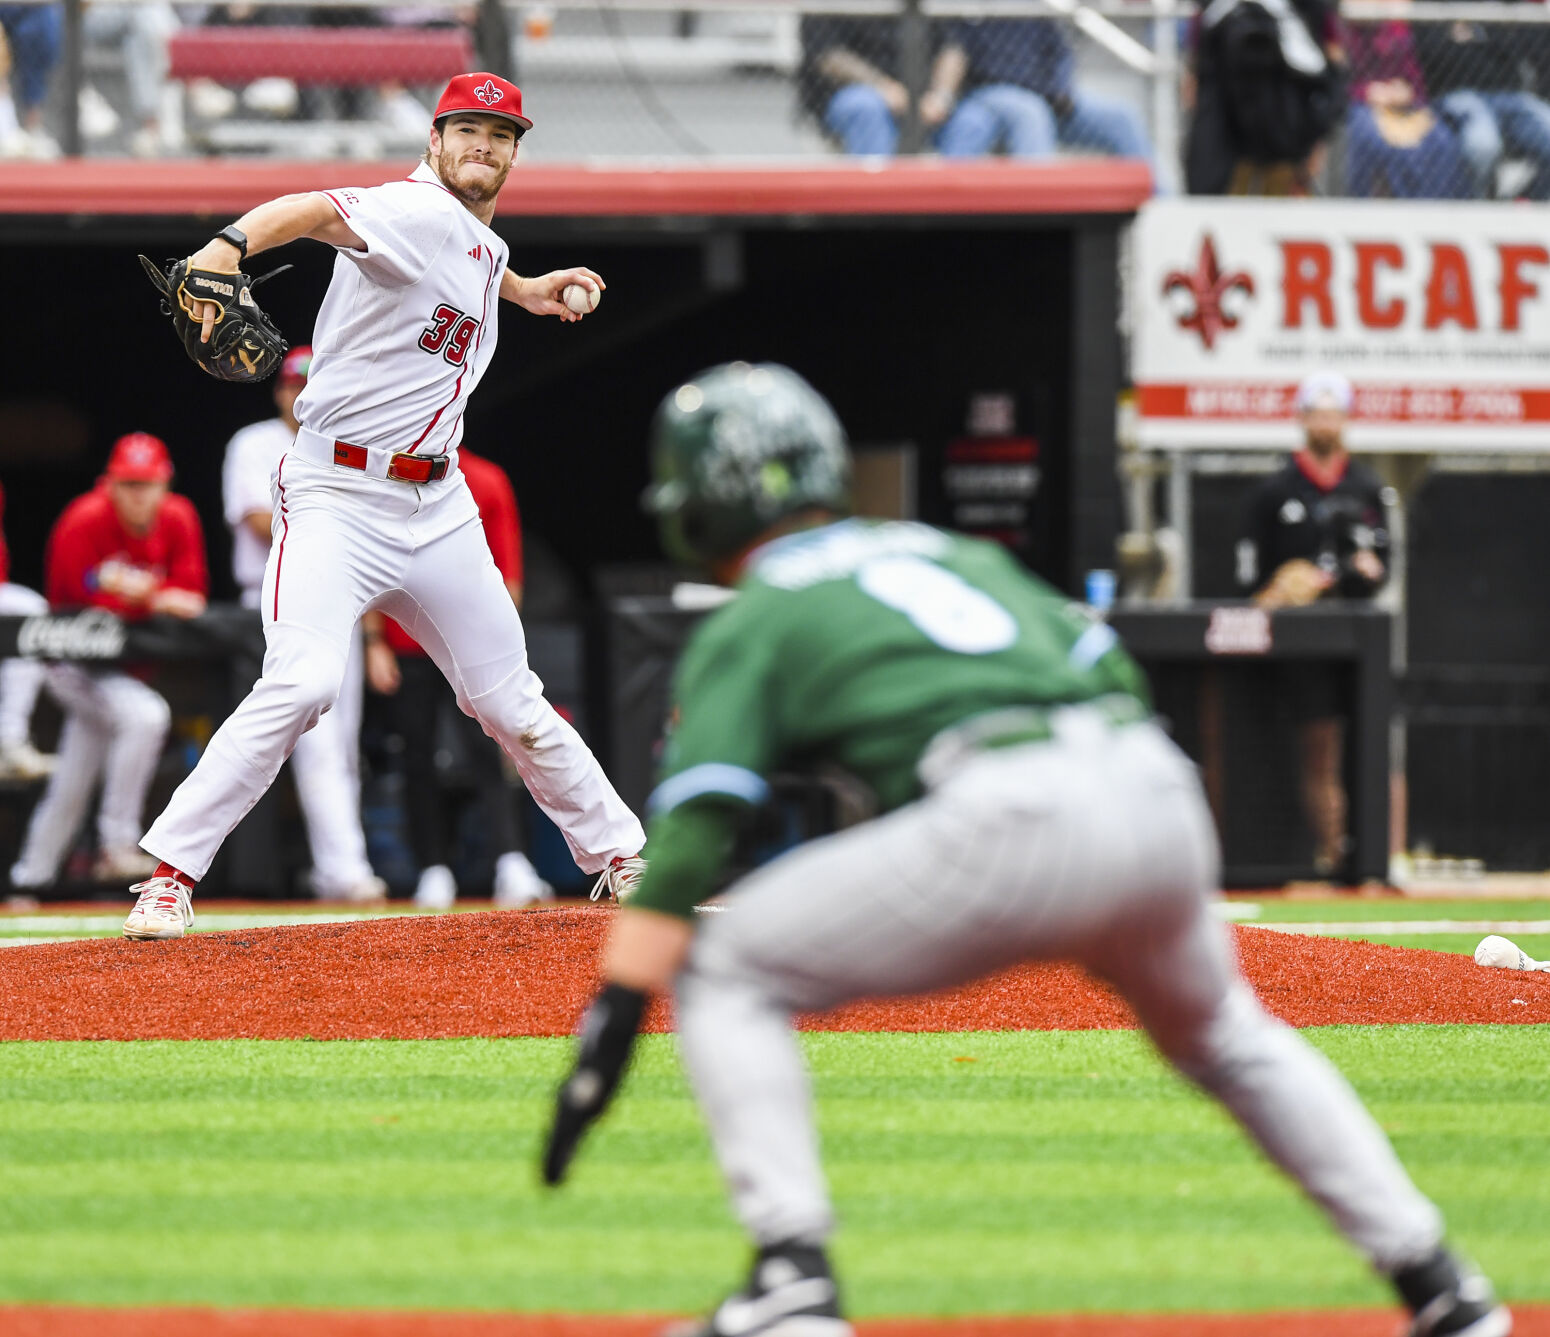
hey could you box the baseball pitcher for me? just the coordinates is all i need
[542,364,1509,1337]
[125,72,645,939]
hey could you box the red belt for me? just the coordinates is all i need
[332,441,448,484]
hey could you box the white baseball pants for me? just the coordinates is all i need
[0,583,50,749]
[676,713,1444,1276]
[11,666,170,886]
[143,452,643,881]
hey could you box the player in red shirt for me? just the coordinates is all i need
[0,479,59,782]
[362,448,552,909]
[10,434,210,890]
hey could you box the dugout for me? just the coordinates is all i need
[0,158,1147,896]
[0,158,1147,600]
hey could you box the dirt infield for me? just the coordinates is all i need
[0,906,1544,1041]
[7,1307,1550,1337]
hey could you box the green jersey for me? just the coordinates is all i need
[632,519,1150,918]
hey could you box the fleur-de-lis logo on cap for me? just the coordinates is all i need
[474,79,503,105]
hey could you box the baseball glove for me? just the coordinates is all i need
[138,254,290,383]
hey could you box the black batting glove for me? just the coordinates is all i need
[542,981,648,1186]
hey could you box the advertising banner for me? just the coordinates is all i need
[1132,199,1550,451]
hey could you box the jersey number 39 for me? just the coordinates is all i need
[856,556,1017,654]
[418,304,479,367]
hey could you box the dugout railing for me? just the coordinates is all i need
[604,594,1393,888]
[0,609,592,898]
[0,599,1394,892]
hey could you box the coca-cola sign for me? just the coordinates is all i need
[17,610,128,660]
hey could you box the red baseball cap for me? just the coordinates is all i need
[433,73,533,132]
[279,345,313,385]
[105,432,174,482]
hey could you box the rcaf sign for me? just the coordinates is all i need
[1133,199,1550,450]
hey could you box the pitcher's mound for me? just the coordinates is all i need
[0,909,1544,1040]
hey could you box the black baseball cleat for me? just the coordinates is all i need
[1395,1247,1512,1337]
[663,1241,854,1337]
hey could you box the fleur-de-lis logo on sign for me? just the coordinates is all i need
[1163,234,1255,351]
[474,79,503,105]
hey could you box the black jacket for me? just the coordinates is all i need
[1237,454,1391,600]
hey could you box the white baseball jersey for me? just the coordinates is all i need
[294,161,510,460]
[222,417,294,605]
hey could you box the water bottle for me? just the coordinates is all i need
[1085,568,1117,616]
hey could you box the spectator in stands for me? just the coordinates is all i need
[81,1,178,156]
[378,5,477,137]
[1343,11,1469,198]
[1184,0,1344,194]
[363,449,552,910]
[0,480,57,784]
[1419,11,1550,199]
[10,434,207,890]
[1235,373,1390,880]
[222,348,385,903]
[196,3,467,138]
[798,15,938,155]
[923,18,1151,166]
[0,2,61,158]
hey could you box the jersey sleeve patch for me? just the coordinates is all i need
[648,762,770,816]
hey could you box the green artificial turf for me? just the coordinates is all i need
[1229,897,1550,958]
[1233,898,1550,923]
[1335,932,1550,956]
[0,1028,1544,1316]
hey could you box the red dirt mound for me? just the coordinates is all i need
[0,908,1544,1041]
[6,1307,1550,1337]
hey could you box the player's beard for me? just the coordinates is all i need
[1305,425,1343,457]
[435,151,511,207]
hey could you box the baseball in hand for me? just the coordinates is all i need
[562,283,600,315]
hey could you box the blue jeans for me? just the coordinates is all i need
[824,84,899,156]
[0,4,62,113]
[1440,89,1550,200]
[825,81,1152,166]
[1344,104,1470,199]
[938,83,1152,163]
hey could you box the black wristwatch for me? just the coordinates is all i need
[216,224,248,260]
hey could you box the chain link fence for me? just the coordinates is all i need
[0,0,1173,167]
[1332,2,1550,200]
[1,0,1548,199]
[1188,0,1550,199]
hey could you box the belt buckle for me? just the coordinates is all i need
[387,452,445,484]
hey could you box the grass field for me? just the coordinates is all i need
[1,1027,1546,1317]
[1225,898,1550,957]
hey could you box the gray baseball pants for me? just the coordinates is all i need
[675,710,1444,1275]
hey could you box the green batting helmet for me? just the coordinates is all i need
[643,362,851,566]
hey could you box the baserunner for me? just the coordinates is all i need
[542,362,1509,1337]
